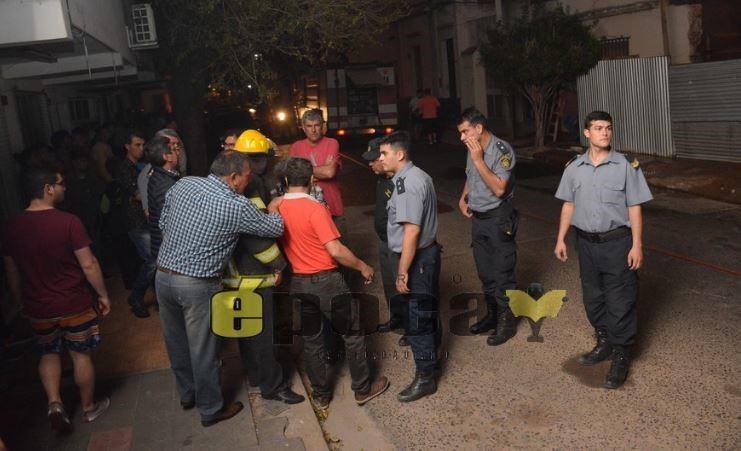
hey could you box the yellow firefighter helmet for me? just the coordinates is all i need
[233,129,272,154]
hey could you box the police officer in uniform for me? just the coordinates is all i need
[362,138,405,343]
[229,130,304,404]
[379,131,441,402]
[554,111,653,389]
[457,107,519,346]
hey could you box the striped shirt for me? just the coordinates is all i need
[157,174,284,278]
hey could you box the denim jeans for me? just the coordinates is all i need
[128,227,155,304]
[291,270,371,397]
[155,271,223,421]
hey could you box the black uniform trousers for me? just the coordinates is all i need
[378,239,403,322]
[238,286,285,395]
[471,203,518,305]
[576,233,638,346]
[393,243,442,372]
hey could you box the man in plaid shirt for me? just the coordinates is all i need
[155,150,283,427]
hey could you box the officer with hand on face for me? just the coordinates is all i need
[457,107,519,346]
[554,111,652,389]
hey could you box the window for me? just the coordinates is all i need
[600,37,630,59]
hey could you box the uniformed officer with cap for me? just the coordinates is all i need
[554,110,653,389]
[379,131,441,402]
[361,138,405,343]
[457,107,519,346]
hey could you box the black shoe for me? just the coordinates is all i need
[578,329,613,365]
[398,336,409,347]
[180,400,195,410]
[470,301,498,334]
[398,371,436,402]
[261,388,305,404]
[604,347,630,389]
[377,316,403,333]
[486,305,517,346]
[201,402,243,427]
[131,304,150,318]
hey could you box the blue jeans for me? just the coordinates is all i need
[155,271,223,421]
[128,227,155,304]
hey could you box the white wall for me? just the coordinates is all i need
[67,0,135,64]
[0,0,71,46]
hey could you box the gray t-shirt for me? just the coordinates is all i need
[386,162,438,253]
[465,134,515,212]
[555,150,653,233]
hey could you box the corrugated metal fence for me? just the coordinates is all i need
[577,56,674,157]
[669,59,741,163]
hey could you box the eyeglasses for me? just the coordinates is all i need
[49,180,66,187]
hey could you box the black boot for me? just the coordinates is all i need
[486,305,516,346]
[128,297,150,318]
[377,316,403,333]
[397,370,437,402]
[604,346,630,389]
[578,329,613,365]
[469,300,498,335]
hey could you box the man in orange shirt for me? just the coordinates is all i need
[417,88,441,145]
[277,157,390,410]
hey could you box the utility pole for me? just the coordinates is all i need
[659,0,671,63]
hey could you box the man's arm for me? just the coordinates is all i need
[313,141,340,180]
[627,205,644,270]
[465,138,508,198]
[396,223,421,294]
[324,240,374,281]
[3,256,22,305]
[554,202,575,262]
[458,181,472,218]
[73,247,111,316]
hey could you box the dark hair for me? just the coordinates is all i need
[71,127,88,138]
[584,111,613,129]
[279,157,313,187]
[210,150,250,177]
[124,130,145,145]
[221,129,242,144]
[50,130,69,149]
[145,136,173,167]
[23,166,58,200]
[459,107,487,127]
[379,130,412,159]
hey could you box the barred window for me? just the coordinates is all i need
[600,37,630,59]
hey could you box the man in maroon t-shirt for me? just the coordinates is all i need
[2,167,111,434]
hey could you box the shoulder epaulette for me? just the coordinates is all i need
[496,141,510,154]
[624,154,640,169]
[564,154,579,168]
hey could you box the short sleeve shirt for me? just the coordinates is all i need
[290,137,344,216]
[555,150,653,233]
[465,134,516,212]
[417,96,440,119]
[387,163,439,253]
[2,209,95,318]
[278,194,340,274]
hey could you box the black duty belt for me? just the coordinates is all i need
[471,203,512,220]
[292,269,338,278]
[576,226,631,243]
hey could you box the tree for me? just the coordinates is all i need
[479,2,600,149]
[152,0,408,174]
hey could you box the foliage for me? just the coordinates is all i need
[479,2,600,147]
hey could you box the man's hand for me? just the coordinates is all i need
[458,195,472,218]
[396,273,410,294]
[554,240,568,262]
[627,246,643,270]
[98,296,112,316]
[360,263,375,284]
[267,196,283,214]
[464,136,484,162]
[273,270,283,287]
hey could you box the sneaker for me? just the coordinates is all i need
[355,376,390,406]
[82,397,110,423]
[48,402,71,434]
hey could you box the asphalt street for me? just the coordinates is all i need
[324,138,741,450]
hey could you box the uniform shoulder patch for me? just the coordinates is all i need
[499,153,512,170]
[564,154,579,168]
[396,177,406,195]
[624,154,640,169]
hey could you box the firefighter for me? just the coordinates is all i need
[227,129,305,404]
